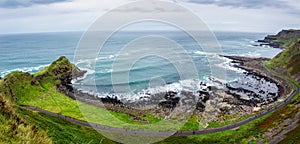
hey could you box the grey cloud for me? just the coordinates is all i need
[187,0,288,9]
[0,0,71,8]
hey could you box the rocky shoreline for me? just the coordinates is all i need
[222,55,292,98]
[56,55,292,125]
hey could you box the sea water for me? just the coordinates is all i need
[0,31,282,100]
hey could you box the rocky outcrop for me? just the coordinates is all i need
[35,56,86,85]
[158,91,180,109]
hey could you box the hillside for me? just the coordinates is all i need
[267,39,300,82]
[258,29,300,48]
[0,57,115,143]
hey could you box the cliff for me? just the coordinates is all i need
[0,56,85,103]
[267,39,300,82]
[258,29,300,49]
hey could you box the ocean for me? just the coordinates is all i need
[0,31,282,100]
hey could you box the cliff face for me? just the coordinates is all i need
[258,29,300,49]
[267,39,300,82]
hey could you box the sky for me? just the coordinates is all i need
[0,0,299,34]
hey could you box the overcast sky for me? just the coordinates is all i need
[0,0,299,34]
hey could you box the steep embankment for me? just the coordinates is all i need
[267,39,300,82]
[262,32,300,143]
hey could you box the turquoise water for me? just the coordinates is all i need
[0,31,282,96]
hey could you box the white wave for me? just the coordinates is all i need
[0,64,49,78]
[194,51,216,56]
[98,79,212,102]
[95,54,115,61]
[71,67,95,84]
[109,55,115,59]
[73,76,220,102]
[215,59,246,73]
[74,59,94,68]
[240,51,262,58]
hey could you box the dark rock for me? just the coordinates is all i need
[99,96,123,105]
[158,97,180,109]
[196,102,205,112]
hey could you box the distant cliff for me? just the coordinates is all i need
[258,29,300,49]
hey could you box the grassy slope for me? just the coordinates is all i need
[260,37,300,143]
[0,86,115,144]
[0,57,161,128]
[267,39,300,76]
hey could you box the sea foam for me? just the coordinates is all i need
[0,64,49,78]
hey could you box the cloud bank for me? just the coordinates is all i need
[187,0,288,9]
[0,0,71,8]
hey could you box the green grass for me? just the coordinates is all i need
[0,91,115,144]
[6,76,163,129]
[266,39,300,75]
[271,37,300,48]
[159,114,270,144]
[207,113,256,128]
[180,115,200,131]
[16,107,116,144]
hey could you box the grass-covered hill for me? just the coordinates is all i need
[267,38,300,82]
[0,56,115,143]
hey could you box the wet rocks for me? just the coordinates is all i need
[158,91,180,109]
[226,71,280,106]
[196,84,211,112]
[97,96,123,105]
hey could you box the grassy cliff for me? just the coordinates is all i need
[267,39,300,82]
[265,35,300,143]
[0,92,115,143]
[0,56,115,143]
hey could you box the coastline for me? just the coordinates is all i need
[221,55,292,98]
[19,58,299,138]
[1,39,299,143]
[58,54,292,125]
